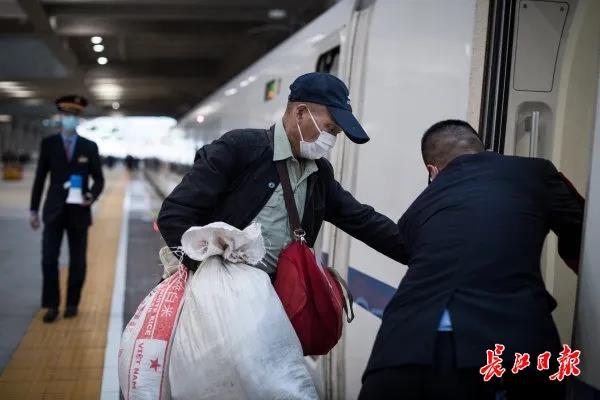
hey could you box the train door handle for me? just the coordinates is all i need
[529,111,540,158]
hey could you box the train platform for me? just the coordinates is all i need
[0,165,165,399]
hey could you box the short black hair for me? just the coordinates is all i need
[421,119,484,167]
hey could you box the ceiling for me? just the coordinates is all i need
[0,0,334,118]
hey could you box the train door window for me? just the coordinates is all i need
[315,46,340,76]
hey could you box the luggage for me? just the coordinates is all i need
[275,240,353,356]
[273,160,354,356]
[168,222,317,400]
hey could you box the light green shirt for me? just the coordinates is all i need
[253,120,318,274]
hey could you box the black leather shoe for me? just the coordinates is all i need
[64,306,78,318]
[43,308,59,323]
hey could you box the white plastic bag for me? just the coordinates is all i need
[169,222,318,400]
[119,264,189,400]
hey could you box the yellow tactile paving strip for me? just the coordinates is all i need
[0,170,127,400]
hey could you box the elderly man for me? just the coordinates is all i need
[157,72,405,279]
[360,120,584,400]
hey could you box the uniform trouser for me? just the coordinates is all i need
[359,332,567,400]
[41,220,89,309]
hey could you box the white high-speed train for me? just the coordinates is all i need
[156,0,600,398]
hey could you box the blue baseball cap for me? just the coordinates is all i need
[288,72,370,144]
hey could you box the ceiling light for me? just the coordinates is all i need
[91,36,103,44]
[97,56,108,65]
[91,83,122,99]
[247,75,257,83]
[268,9,287,19]
[224,88,237,96]
[0,82,25,90]
[112,102,120,110]
[11,90,34,98]
[240,80,249,88]
[93,44,104,52]
[196,115,205,124]
[0,115,12,123]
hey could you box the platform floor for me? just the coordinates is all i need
[0,165,165,399]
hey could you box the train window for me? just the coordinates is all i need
[315,46,340,76]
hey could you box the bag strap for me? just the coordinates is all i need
[272,134,354,324]
[267,126,275,149]
[275,160,304,239]
[327,267,355,323]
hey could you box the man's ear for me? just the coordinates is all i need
[426,164,439,181]
[295,103,307,122]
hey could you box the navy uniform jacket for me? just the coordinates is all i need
[365,151,584,377]
[157,127,406,269]
[30,133,104,227]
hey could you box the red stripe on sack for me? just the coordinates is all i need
[137,268,188,341]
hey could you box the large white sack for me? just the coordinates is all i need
[169,222,318,400]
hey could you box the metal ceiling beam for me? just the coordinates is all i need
[44,4,288,22]
[15,0,92,101]
[4,0,328,118]
[66,34,237,60]
[53,18,261,36]
[0,19,35,35]
[0,1,27,18]
[40,0,291,6]
[16,0,76,69]
[82,59,220,79]
[85,77,215,87]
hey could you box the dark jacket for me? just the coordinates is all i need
[157,127,406,269]
[30,133,104,227]
[365,151,584,377]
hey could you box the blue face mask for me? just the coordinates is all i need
[61,115,80,131]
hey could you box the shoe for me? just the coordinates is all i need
[64,306,78,318]
[43,308,59,323]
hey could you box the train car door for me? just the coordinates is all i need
[306,2,376,398]
[306,24,350,400]
[480,0,600,395]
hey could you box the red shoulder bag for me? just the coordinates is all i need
[273,160,354,356]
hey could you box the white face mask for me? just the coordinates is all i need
[296,108,337,160]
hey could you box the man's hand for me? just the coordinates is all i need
[30,211,40,230]
[82,193,94,207]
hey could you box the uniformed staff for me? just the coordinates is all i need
[30,95,104,323]
[359,120,584,400]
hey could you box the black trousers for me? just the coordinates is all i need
[359,332,566,400]
[41,219,89,309]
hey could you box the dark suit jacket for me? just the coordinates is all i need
[365,151,584,377]
[30,133,104,227]
[157,128,406,269]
